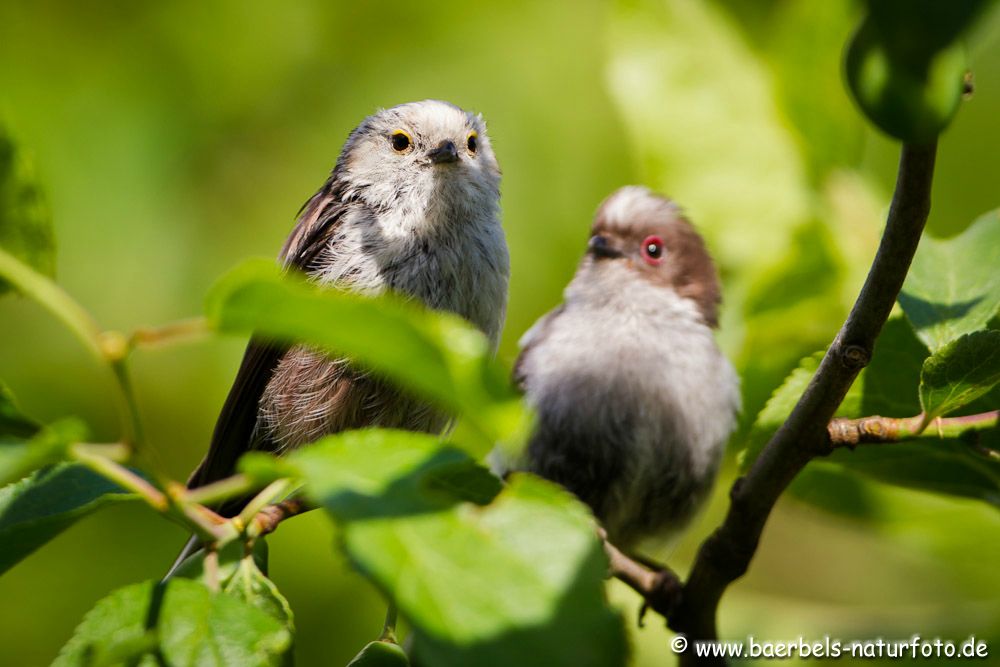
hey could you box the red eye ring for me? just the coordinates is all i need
[641,235,665,265]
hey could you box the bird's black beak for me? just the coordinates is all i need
[588,234,622,259]
[428,140,459,164]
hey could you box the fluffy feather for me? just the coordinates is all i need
[170,100,508,576]
[507,186,739,549]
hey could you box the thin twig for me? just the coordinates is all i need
[71,442,132,463]
[381,603,399,643]
[69,443,168,511]
[0,249,144,450]
[0,247,104,359]
[163,481,231,541]
[602,535,681,626]
[203,548,220,593]
[129,317,210,349]
[827,410,999,448]
[183,473,260,507]
[237,479,299,529]
[108,356,145,450]
[248,498,313,539]
[670,143,938,666]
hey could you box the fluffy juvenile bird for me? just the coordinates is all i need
[170,101,508,570]
[509,186,739,550]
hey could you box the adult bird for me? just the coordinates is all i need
[506,186,738,551]
[170,100,509,573]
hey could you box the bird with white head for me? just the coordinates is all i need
[169,100,509,574]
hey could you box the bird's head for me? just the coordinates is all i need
[581,186,721,327]
[337,100,500,220]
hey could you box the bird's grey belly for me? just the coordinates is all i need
[522,366,723,548]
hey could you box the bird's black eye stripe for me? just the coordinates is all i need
[467,132,478,153]
[390,131,412,152]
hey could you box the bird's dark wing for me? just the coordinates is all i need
[280,176,353,271]
[185,339,284,490]
[186,177,351,494]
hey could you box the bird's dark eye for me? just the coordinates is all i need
[641,235,665,265]
[390,131,412,153]
[467,131,478,154]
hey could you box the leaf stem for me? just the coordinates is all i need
[0,246,104,358]
[109,356,145,450]
[237,479,298,529]
[203,548,220,592]
[72,442,132,463]
[129,317,210,349]
[380,602,399,643]
[183,473,259,507]
[69,443,167,511]
[163,481,231,541]
[0,248,146,450]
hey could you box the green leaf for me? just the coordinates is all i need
[54,578,292,667]
[833,321,1000,508]
[0,418,86,487]
[864,0,993,61]
[287,429,501,517]
[0,463,135,575]
[205,259,526,452]
[280,430,625,667]
[171,538,271,587]
[844,1,985,142]
[845,19,966,143]
[0,127,54,296]
[347,641,410,667]
[830,437,1000,508]
[222,553,294,630]
[368,477,625,667]
[739,352,823,472]
[899,210,1000,351]
[920,331,1000,421]
[0,380,39,439]
[857,317,929,417]
[170,538,295,651]
[153,578,294,666]
[741,319,1000,510]
[606,0,810,274]
[787,463,880,520]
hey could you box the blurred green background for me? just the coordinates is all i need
[1,1,999,665]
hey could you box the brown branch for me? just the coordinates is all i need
[828,410,999,449]
[602,535,681,625]
[827,415,913,446]
[248,498,313,539]
[669,143,938,666]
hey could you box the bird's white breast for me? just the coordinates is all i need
[312,197,509,349]
[515,267,740,543]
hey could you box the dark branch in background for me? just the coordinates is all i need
[663,143,938,666]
